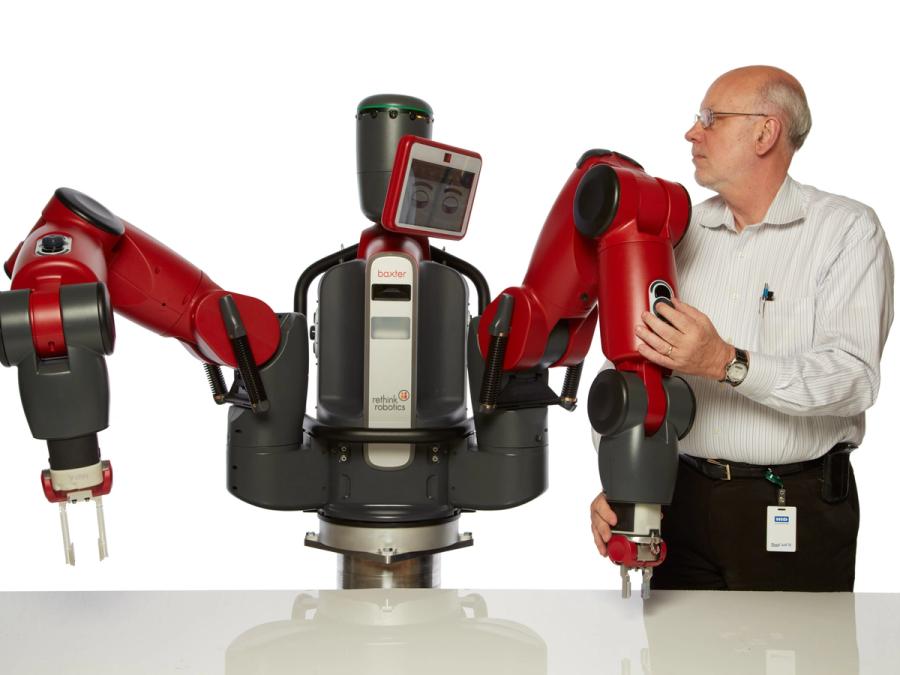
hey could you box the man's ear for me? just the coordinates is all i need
[755,116,783,156]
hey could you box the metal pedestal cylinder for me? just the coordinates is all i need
[306,515,473,590]
[338,553,440,589]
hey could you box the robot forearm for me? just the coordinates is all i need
[0,278,115,564]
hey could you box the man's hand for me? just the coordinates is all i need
[590,492,618,557]
[635,298,734,380]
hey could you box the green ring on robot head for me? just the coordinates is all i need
[357,103,432,114]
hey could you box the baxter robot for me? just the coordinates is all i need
[0,95,693,596]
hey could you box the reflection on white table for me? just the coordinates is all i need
[1,590,897,674]
[227,589,545,674]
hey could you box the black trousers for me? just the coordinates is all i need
[650,456,860,591]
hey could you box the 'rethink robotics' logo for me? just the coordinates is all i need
[373,392,408,412]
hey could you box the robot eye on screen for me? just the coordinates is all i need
[0,94,693,597]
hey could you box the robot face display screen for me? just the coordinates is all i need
[383,138,481,240]
[398,160,475,234]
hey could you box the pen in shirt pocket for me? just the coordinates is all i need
[759,282,775,316]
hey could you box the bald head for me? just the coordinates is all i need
[713,66,812,151]
[686,66,812,226]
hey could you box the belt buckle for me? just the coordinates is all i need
[706,458,731,481]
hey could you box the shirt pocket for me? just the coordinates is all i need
[757,296,815,356]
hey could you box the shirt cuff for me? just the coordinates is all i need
[736,351,779,399]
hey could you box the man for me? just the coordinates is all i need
[590,66,894,591]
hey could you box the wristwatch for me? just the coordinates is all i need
[721,347,749,386]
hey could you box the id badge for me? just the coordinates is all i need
[766,506,797,552]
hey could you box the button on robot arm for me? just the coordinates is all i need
[1,188,283,564]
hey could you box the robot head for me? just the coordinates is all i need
[357,94,433,222]
[382,136,482,241]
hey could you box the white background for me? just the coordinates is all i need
[0,1,896,592]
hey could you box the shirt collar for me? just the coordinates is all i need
[699,175,807,231]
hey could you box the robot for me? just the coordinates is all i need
[0,94,693,596]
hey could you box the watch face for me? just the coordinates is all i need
[727,362,748,382]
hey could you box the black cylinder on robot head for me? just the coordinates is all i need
[357,94,434,223]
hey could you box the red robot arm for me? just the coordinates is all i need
[5,188,281,368]
[474,150,693,598]
[1,188,282,564]
[476,150,689,434]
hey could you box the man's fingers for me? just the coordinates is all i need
[591,492,618,527]
[591,522,608,557]
[672,298,716,332]
[672,297,701,317]
[591,511,613,541]
[591,492,618,557]
[653,302,694,333]
[597,502,618,528]
[635,324,671,355]
[637,341,677,369]
[641,310,684,344]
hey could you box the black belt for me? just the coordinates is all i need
[680,443,856,481]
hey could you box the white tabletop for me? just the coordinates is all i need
[1,589,896,674]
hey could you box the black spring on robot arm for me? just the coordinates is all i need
[559,361,584,411]
[478,293,514,413]
[204,363,228,403]
[230,334,269,412]
[218,294,270,413]
[479,333,508,412]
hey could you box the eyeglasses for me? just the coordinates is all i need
[695,108,769,129]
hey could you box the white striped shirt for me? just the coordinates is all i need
[675,175,894,464]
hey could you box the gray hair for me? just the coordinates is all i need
[759,77,812,150]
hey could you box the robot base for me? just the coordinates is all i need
[305,515,473,589]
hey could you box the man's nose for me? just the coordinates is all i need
[685,119,703,143]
